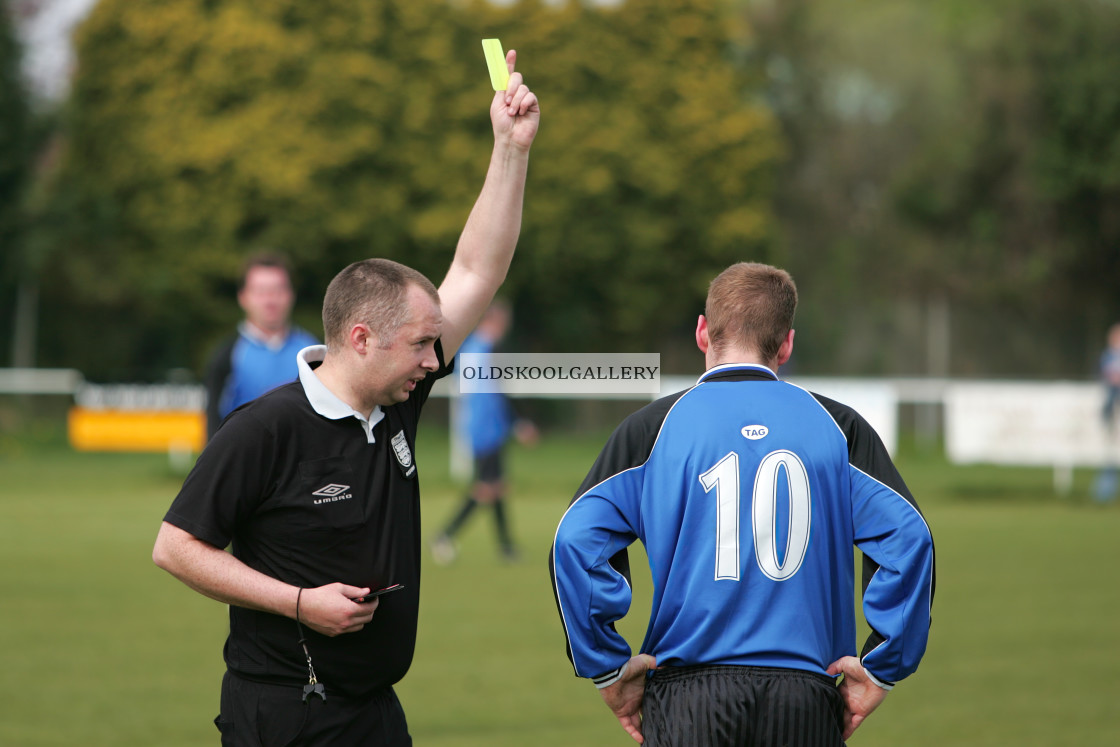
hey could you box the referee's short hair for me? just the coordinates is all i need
[322,259,440,349]
[706,262,797,362]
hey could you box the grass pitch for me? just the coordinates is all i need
[1,426,1118,745]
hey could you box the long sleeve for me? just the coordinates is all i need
[552,470,643,683]
[818,393,935,684]
[550,394,681,684]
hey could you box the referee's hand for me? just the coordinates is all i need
[827,656,890,740]
[600,654,658,744]
[299,583,380,637]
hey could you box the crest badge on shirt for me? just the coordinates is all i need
[391,430,416,478]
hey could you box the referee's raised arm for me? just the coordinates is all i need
[151,45,542,745]
[437,48,540,360]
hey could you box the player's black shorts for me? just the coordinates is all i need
[642,664,845,747]
[473,448,504,483]
[215,670,411,746]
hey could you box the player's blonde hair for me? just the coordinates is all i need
[705,262,797,363]
[322,259,439,349]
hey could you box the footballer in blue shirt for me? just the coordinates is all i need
[550,262,934,746]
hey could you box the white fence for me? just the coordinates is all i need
[0,368,83,395]
[406,375,1115,493]
[944,381,1114,493]
[5,368,1112,492]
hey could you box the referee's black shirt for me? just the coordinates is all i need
[164,343,451,698]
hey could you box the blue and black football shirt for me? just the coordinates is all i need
[551,363,934,689]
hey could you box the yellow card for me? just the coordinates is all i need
[482,38,510,91]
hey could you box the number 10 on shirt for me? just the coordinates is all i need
[698,450,812,583]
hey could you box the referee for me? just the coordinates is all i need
[550,263,935,746]
[153,51,539,746]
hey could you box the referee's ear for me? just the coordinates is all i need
[350,323,376,356]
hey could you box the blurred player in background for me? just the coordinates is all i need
[431,300,538,564]
[154,51,539,746]
[203,252,318,439]
[1093,322,1120,501]
[551,262,935,745]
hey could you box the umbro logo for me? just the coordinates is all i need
[312,484,351,497]
[312,482,354,505]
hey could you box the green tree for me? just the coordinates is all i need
[890,0,1120,372]
[35,0,780,379]
[487,0,783,356]
[745,0,1120,376]
[39,0,489,378]
[0,1,32,366]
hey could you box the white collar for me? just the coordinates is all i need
[297,345,385,444]
[239,321,290,351]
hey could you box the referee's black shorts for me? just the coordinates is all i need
[215,671,411,746]
[642,664,846,747]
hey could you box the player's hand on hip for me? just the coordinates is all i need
[827,656,890,740]
[300,583,379,637]
[600,654,657,744]
[490,49,540,152]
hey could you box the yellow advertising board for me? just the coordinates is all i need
[68,407,206,454]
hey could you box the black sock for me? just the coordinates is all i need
[443,496,478,538]
[493,498,514,552]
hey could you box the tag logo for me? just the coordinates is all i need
[741,425,769,440]
[312,483,351,497]
[391,430,416,477]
